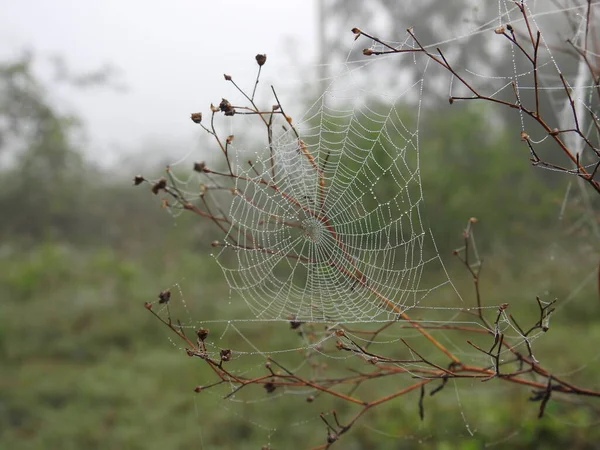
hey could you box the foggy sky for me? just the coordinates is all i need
[0,0,317,166]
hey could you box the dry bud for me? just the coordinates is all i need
[334,329,345,337]
[224,74,232,81]
[144,301,153,310]
[448,97,454,105]
[133,175,144,185]
[193,161,206,172]
[220,348,232,362]
[211,240,220,247]
[255,53,267,66]
[285,115,292,124]
[494,26,505,34]
[549,128,560,136]
[363,48,374,56]
[506,24,513,32]
[151,177,167,195]
[196,328,209,341]
[272,104,280,111]
[264,382,276,393]
[288,315,303,329]
[194,385,203,393]
[306,395,315,403]
[158,289,171,304]
[219,98,235,116]
[210,103,219,112]
[190,112,203,123]
[520,131,529,141]
[226,135,234,144]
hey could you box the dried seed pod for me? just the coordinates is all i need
[190,112,202,123]
[193,161,206,172]
[223,74,232,81]
[219,98,235,116]
[133,175,144,185]
[255,54,267,66]
[220,348,232,361]
[151,177,167,195]
[158,289,171,304]
[196,328,209,341]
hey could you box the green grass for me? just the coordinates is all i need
[2,240,599,449]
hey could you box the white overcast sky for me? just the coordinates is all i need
[0,0,320,166]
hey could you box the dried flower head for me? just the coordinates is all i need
[196,328,209,341]
[158,289,171,304]
[151,177,167,195]
[190,112,203,123]
[220,348,232,362]
[219,98,235,116]
[255,54,267,66]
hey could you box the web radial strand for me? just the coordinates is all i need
[213,55,450,323]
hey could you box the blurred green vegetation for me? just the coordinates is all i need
[1,54,599,449]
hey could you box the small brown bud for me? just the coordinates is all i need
[211,240,220,247]
[494,26,505,34]
[498,303,509,312]
[133,175,144,185]
[226,135,234,144]
[196,328,209,341]
[219,98,235,116]
[193,161,206,172]
[255,54,267,66]
[506,24,513,32]
[158,289,171,304]
[264,382,276,393]
[288,315,303,329]
[272,104,280,111]
[194,385,203,393]
[144,301,153,310]
[334,329,345,337]
[265,361,271,370]
[186,348,195,357]
[549,128,560,136]
[449,97,454,105]
[285,115,292,124]
[151,177,167,195]
[351,27,361,35]
[363,48,374,56]
[520,131,529,141]
[224,74,232,81]
[220,348,232,362]
[306,395,315,403]
[210,103,219,112]
[190,112,202,123]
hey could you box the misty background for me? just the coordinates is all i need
[2,1,599,449]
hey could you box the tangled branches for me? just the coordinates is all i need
[136,3,600,448]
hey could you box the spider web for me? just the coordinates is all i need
[215,59,455,323]
[156,1,600,448]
